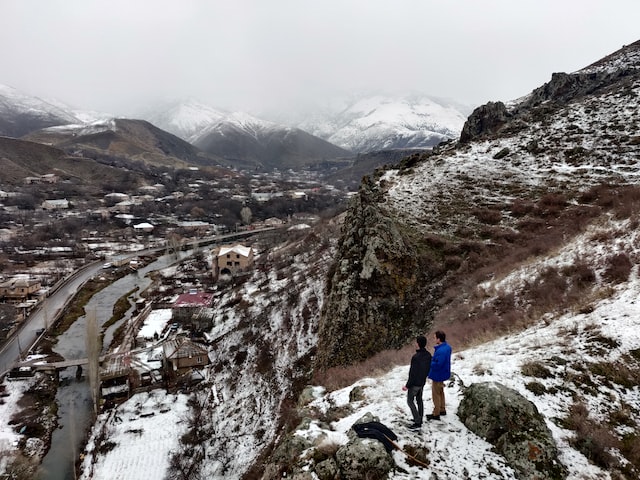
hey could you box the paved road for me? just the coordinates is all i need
[0,260,105,375]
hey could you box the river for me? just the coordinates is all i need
[36,251,189,480]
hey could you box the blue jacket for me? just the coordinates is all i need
[428,342,451,382]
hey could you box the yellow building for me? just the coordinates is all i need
[213,244,254,278]
[0,277,42,303]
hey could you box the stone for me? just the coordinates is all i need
[335,436,394,480]
[458,382,567,480]
[460,101,510,143]
[314,457,339,480]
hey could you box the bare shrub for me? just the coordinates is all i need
[561,260,596,288]
[521,361,554,379]
[473,207,502,225]
[563,402,619,470]
[523,267,568,314]
[602,252,632,284]
[510,199,535,217]
[588,359,640,389]
[620,434,640,472]
[517,217,547,233]
[525,381,547,396]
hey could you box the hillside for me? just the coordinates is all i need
[192,112,350,171]
[71,39,640,480]
[67,41,640,480]
[316,39,640,369]
[0,84,79,138]
[0,136,146,189]
[22,118,228,170]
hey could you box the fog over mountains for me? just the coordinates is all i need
[0,84,470,170]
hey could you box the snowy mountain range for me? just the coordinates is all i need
[290,93,470,152]
[0,85,470,168]
[145,94,470,154]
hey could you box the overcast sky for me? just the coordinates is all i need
[1,0,639,117]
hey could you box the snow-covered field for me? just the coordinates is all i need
[79,391,189,480]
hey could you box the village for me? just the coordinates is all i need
[0,162,345,339]
[3,239,261,410]
[0,164,343,418]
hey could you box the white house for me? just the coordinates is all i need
[42,199,69,210]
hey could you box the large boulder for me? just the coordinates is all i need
[315,173,446,370]
[458,382,566,480]
[335,436,394,480]
[331,413,395,480]
[459,101,510,143]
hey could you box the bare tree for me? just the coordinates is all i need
[240,206,252,225]
[166,232,184,259]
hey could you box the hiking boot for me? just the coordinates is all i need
[426,414,440,421]
[408,423,422,430]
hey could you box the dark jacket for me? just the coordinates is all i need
[406,348,431,388]
[352,421,398,453]
[428,341,452,382]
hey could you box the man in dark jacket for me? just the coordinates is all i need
[427,330,452,421]
[403,335,431,430]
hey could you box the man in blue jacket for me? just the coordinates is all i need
[402,335,431,430]
[427,330,452,421]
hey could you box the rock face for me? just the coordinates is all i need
[314,173,448,369]
[461,41,640,145]
[458,382,567,480]
[459,101,510,143]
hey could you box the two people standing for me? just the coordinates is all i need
[403,330,452,429]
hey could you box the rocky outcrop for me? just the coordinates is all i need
[461,41,640,145]
[458,382,567,480]
[314,173,448,370]
[459,101,510,143]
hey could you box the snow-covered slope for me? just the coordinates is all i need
[190,110,286,144]
[294,94,470,152]
[0,84,81,137]
[143,99,227,143]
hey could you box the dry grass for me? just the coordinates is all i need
[563,402,620,470]
[312,343,414,391]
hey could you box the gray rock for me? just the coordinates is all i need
[270,431,312,469]
[315,457,339,480]
[298,385,319,407]
[349,386,365,402]
[458,382,567,480]
[335,436,394,480]
[460,101,510,143]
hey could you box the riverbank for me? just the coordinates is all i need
[0,260,152,478]
[0,329,68,476]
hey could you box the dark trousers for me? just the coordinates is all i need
[407,386,424,425]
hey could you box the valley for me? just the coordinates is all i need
[0,38,640,480]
